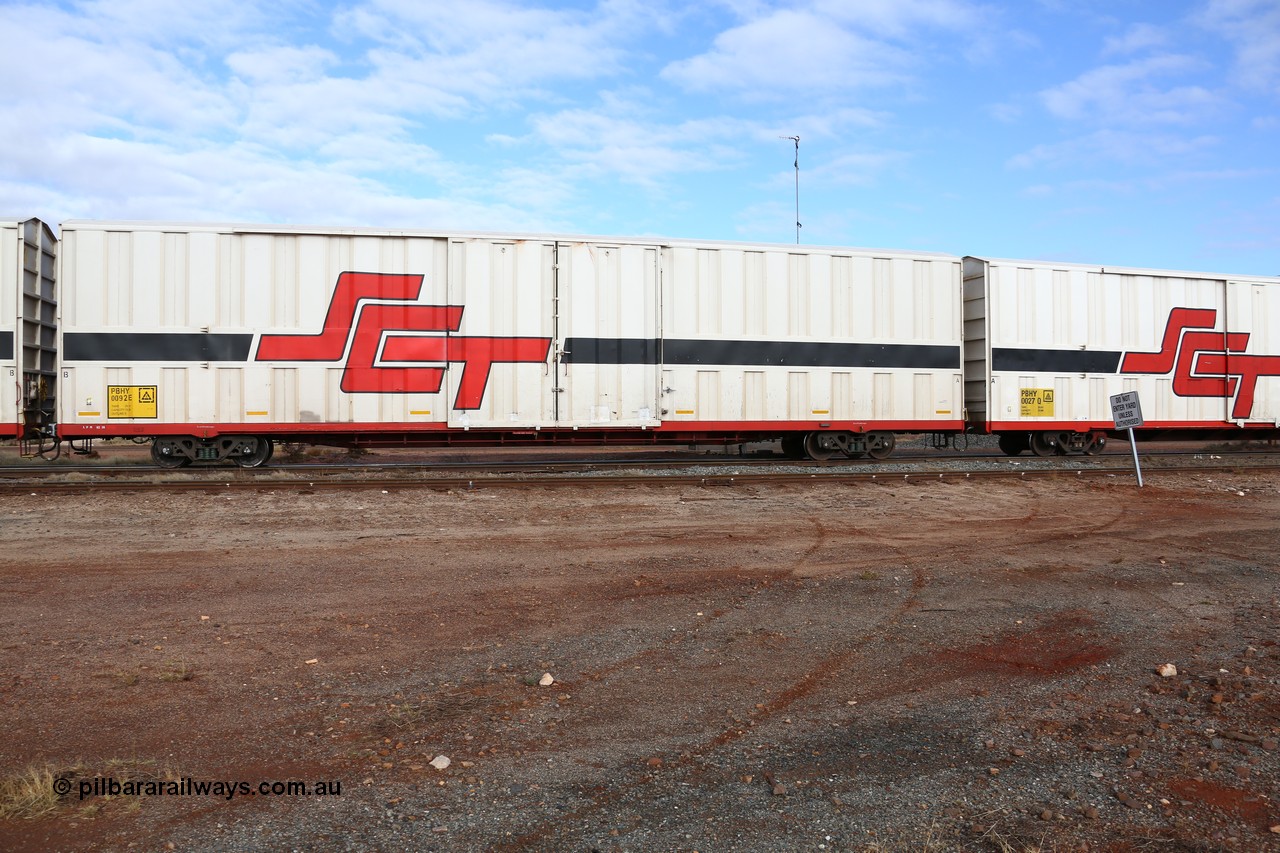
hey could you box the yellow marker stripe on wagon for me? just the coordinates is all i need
[245,410,269,416]
[78,411,101,417]
[675,409,695,415]
[410,410,433,415]
[811,409,830,415]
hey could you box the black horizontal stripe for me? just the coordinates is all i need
[991,348,1122,374]
[563,337,960,369]
[0,331,11,360]
[563,338,658,365]
[64,333,254,362]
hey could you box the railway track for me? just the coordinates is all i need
[2,450,1276,493]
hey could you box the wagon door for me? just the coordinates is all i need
[1226,279,1280,424]
[445,238,557,428]
[555,242,661,427]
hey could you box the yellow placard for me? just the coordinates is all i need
[107,385,158,419]
[1019,387,1055,418]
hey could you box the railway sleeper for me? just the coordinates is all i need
[151,435,275,469]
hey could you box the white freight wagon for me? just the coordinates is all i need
[1,218,57,442]
[56,221,965,465]
[964,256,1280,456]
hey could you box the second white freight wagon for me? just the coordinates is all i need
[56,221,965,465]
[964,256,1280,456]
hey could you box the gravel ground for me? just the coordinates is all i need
[0,454,1277,852]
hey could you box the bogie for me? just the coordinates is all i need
[796,431,897,461]
[149,435,273,468]
[1025,431,1109,458]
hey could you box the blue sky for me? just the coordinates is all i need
[2,0,1278,274]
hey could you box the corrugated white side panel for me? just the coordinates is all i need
[447,238,554,428]
[161,367,187,422]
[697,371,721,420]
[743,371,765,419]
[873,374,892,419]
[831,372,852,418]
[662,246,962,425]
[218,369,242,421]
[559,242,660,426]
[1229,280,1280,424]
[786,372,808,419]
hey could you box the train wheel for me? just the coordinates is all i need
[997,433,1029,456]
[865,432,896,460]
[1083,433,1107,456]
[232,437,273,468]
[151,439,190,468]
[780,435,806,459]
[803,432,836,461]
[1030,431,1060,457]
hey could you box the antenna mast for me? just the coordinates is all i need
[780,135,800,243]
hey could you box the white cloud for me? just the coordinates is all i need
[1039,55,1220,125]
[331,0,655,99]
[660,0,985,98]
[1019,167,1272,197]
[526,108,752,189]
[1008,129,1220,169]
[1148,166,1277,189]
[987,102,1022,123]
[225,45,339,84]
[0,0,676,228]
[661,9,908,96]
[813,0,983,38]
[63,0,271,50]
[808,150,907,187]
[0,4,239,135]
[515,94,892,197]
[1102,23,1169,56]
[1197,0,1280,95]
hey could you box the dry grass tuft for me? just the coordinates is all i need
[0,759,178,821]
[0,765,68,820]
[157,660,193,682]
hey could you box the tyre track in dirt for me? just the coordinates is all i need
[495,517,934,851]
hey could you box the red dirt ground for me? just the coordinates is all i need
[0,465,1277,851]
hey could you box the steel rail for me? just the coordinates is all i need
[0,447,1272,479]
[3,459,1276,495]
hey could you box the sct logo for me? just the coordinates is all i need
[255,272,551,410]
[1121,307,1280,420]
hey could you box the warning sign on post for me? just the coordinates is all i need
[1109,391,1144,429]
[1019,388,1055,417]
[107,385,158,419]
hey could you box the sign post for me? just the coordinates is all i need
[1109,391,1145,488]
